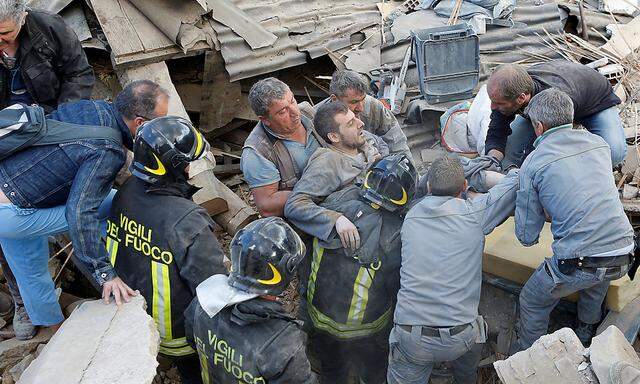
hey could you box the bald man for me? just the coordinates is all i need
[484,60,625,168]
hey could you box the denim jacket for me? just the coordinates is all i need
[0,100,132,284]
[515,125,633,259]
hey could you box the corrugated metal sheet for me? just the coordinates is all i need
[212,0,382,81]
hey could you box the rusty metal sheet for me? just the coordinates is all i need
[212,0,382,82]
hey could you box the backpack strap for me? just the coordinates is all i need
[34,119,122,146]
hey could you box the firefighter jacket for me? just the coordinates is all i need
[185,297,318,384]
[303,186,403,340]
[105,177,226,357]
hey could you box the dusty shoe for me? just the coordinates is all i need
[574,320,596,346]
[13,305,36,340]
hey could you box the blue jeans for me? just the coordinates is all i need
[503,107,627,168]
[0,190,115,325]
[516,255,629,350]
[0,139,124,284]
[387,321,484,384]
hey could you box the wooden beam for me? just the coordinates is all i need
[199,51,244,132]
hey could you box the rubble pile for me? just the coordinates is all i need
[494,326,640,384]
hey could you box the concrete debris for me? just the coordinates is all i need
[589,325,640,384]
[622,184,639,200]
[494,328,598,384]
[17,296,159,384]
[602,17,640,60]
[7,355,34,383]
[0,328,55,375]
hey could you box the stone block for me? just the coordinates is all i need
[494,328,597,384]
[589,325,640,384]
[17,296,159,384]
[483,218,640,311]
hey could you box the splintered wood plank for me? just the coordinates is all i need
[199,50,243,132]
[89,0,144,58]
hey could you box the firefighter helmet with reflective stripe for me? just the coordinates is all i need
[131,116,209,183]
[361,153,417,212]
[228,217,305,296]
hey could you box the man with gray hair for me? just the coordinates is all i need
[241,77,324,217]
[0,0,93,111]
[513,88,634,351]
[485,60,625,168]
[389,155,518,384]
[303,69,413,161]
[0,0,94,336]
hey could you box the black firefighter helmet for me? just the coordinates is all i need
[228,217,305,296]
[361,153,417,212]
[131,116,209,183]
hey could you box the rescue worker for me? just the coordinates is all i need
[0,0,96,338]
[285,101,412,383]
[389,155,518,384]
[302,69,412,161]
[0,0,94,111]
[484,61,625,168]
[185,217,318,384]
[0,80,168,339]
[104,116,226,383]
[513,89,635,350]
[241,77,325,217]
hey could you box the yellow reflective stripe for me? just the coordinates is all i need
[347,266,376,325]
[308,303,392,339]
[162,337,189,347]
[106,237,119,266]
[307,238,324,305]
[151,261,172,340]
[159,344,195,357]
[197,342,210,384]
[307,238,390,339]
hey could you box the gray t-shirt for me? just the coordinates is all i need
[394,171,518,327]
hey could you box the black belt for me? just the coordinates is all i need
[545,254,632,276]
[399,323,471,337]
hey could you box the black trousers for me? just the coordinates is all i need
[307,329,390,384]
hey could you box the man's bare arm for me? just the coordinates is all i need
[251,182,291,217]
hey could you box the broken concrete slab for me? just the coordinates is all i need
[589,325,640,384]
[17,296,158,384]
[494,328,597,384]
[484,218,640,312]
[0,328,55,374]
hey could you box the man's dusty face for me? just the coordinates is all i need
[0,15,24,50]
[262,90,303,136]
[336,89,366,117]
[488,84,527,116]
[333,109,365,149]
